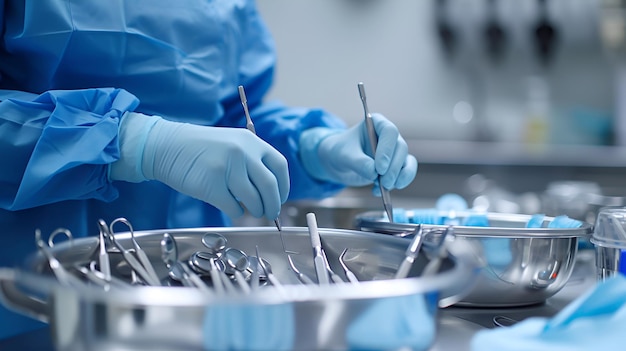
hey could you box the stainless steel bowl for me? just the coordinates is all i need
[355,211,593,307]
[0,227,477,351]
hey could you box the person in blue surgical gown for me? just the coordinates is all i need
[0,0,418,339]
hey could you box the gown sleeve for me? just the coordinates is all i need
[0,88,140,210]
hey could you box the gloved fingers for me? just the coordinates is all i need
[212,188,246,220]
[370,154,418,196]
[342,152,377,183]
[370,113,400,174]
[394,155,418,189]
[247,160,283,220]
[378,137,408,189]
[261,153,290,204]
[227,162,266,218]
[318,131,377,183]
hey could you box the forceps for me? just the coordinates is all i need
[97,219,112,281]
[357,82,394,223]
[104,218,161,286]
[238,85,288,242]
[394,225,424,279]
[74,261,132,290]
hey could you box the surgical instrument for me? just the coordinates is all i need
[339,249,360,284]
[394,225,425,279]
[97,219,112,281]
[306,212,330,285]
[357,82,394,223]
[109,218,161,285]
[255,245,286,295]
[287,255,316,285]
[35,229,84,288]
[103,223,160,286]
[161,233,213,294]
[238,85,285,235]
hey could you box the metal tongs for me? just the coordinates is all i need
[358,82,394,223]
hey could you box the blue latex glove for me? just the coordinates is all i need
[299,113,417,194]
[110,112,289,220]
[471,275,626,351]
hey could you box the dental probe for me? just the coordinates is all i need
[357,82,394,223]
[238,85,284,234]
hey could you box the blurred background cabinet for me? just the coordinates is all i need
[254,0,626,225]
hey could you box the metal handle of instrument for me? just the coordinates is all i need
[0,268,49,323]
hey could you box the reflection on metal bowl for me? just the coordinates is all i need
[0,227,477,351]
[355,211,593,307]
[282,193,433,230]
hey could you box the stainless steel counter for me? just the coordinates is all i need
[431,249,598,351]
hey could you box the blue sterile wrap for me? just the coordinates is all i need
[346,293,437,351]
[202,302,295,351]
[471,275,626,351]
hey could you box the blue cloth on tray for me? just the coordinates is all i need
[471,275,626,351]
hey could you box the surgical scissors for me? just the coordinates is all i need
[104,218,161,286]
[35,228,84,288]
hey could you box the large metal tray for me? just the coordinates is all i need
[0,226,477,351]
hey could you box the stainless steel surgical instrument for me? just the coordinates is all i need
[357,82,394,223]
[394,225,425,279]
[287,254,315,285]
[97,219,112,281]
[306,212,330,285]
[35,229,84,288]
[238,85,285,236]
[109,218,161,286]
[102,222,160,286]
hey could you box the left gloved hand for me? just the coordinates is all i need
[299,113,417,194]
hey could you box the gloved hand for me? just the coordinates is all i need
[299,113,417,194]
[110,112,289,220]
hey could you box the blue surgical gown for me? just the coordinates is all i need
[0,0,345,339]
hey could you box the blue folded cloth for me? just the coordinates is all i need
[471,275,626,351]
[346,293,436,351]
[548,215,583,228]
[203,302,295,351]
[526,214,546,228]
[463,214,490,227]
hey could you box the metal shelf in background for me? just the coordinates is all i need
[408,140,626,168]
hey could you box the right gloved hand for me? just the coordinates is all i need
[110,112,290,220]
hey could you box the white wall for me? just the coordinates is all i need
[257,0,614,145]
